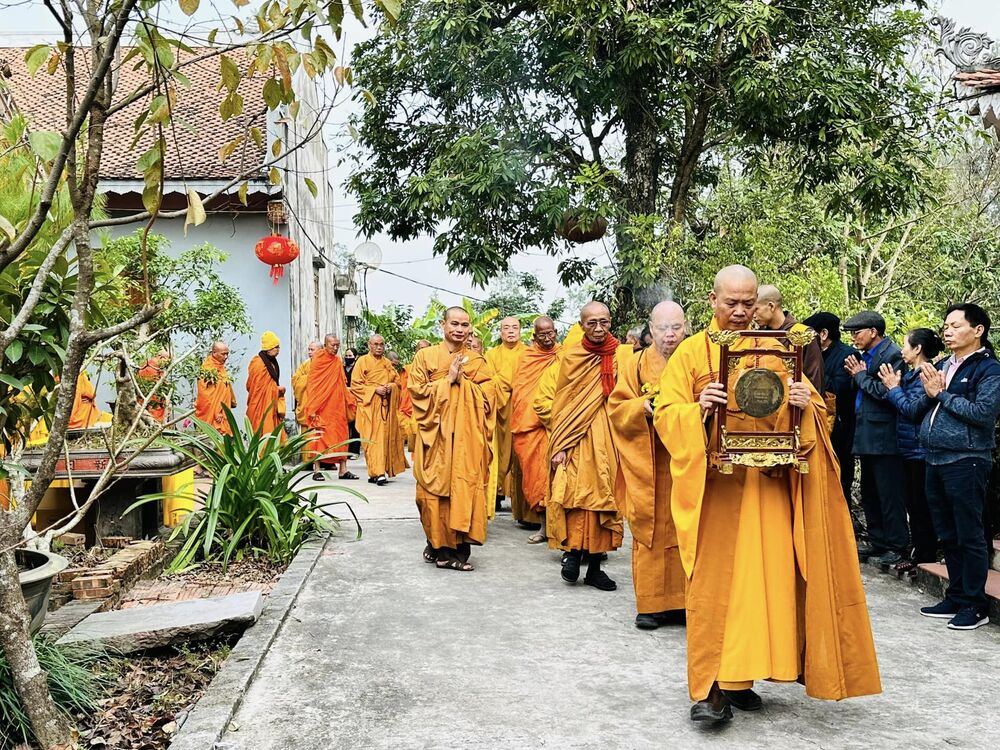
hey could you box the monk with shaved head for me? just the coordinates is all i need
[351,334,408,485]
[544,301,627,590]
[408,306,496,571]
[487,315,533,522]
[305,334,359,480]
[753,284,825,391]
[292,340,320,436]
[195,341,237,434]
[509,316,562,543]
[654,265,879,723]
[609,301,688,629]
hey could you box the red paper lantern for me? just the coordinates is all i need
[254,234,300,285]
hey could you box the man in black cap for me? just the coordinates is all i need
[803,311,859,502]
[842,311,909,565]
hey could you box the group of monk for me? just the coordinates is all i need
[401,264,881,725]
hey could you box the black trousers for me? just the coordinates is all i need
[831,424,856,503]
[902,459,938,563]
[858,454,909,555]
[925,459,991,611]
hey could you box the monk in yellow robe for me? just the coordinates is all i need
[654,265,880,723]
[245,331,287,441]
[305,334,358,479]
[486,317,532,522]
[291,341,320,430]
[195,341,237,435]
[609,301,688,629]
[398,340,430,453]
[509,316,561,544]
[409,307,495,571]
[67,370,112,429]
[351,335,408,484]
[544,302,624,590]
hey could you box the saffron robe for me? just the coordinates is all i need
[136,359,168,422]
[304,350,355,464]
[608,347,685,614]
[350,353,408,478]
[246,354,285,439]
[653,320,881,701]
[399,366,417,452]
[542,342,625,554]
[409,343,495,549]
[291,357,313,427]
[486,341,531,519]
[68,372,110,429]
[195,356,236,435]
[510,343,561,511]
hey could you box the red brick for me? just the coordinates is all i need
[101,536,132,548]
[72,573,114,591]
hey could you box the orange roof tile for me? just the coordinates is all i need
[0,47,267,181]
[954,68,1000,91]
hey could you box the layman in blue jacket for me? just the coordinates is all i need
[881,303,1000,631]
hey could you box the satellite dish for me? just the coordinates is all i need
[354,241,382,270]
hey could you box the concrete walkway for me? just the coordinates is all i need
[221,467,1000,750]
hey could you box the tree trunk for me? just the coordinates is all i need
[0,547,73,748]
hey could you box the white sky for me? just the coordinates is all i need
[3,0,999,315]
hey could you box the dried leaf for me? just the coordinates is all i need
[0,213,16,241]
[178,0,200,16]
[184,188,206,237]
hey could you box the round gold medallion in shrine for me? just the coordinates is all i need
[734,367,785,418]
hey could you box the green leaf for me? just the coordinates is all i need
[377,0,401,23]
[0,374,27,390]
[5,340,23,363]
[24,44,52,76]
[262,78,282,109]
[304,177,318,198]
[219,54,241,92]
[348,0,365,24]
[28,131,63,162]
[178,0,200,15]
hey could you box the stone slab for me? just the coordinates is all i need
[57,591,264,653]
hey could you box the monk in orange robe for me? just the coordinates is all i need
[291,341,320,430]
[509,316,561,544]
[136,349,170,422]
[68,371,111,429]
[195,341,237,435]
[544,302,624,590]
[487,317,532,523]
[609,301,687,629]
[351,335,408,484]
[654,265,880,723]
[245,331,287,441]
[304,334,359,480]
[408,307,495,571]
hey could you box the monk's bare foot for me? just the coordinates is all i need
[312,471,325,481]
[526,531,546,544]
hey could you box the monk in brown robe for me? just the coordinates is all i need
[509,316,561,544]
[399,341,430,453]
[291,341,320,431]
[545,302,625,591]
[195,341,236,434]
[305,334,358,480]
[752,285,825,391]
[487,317,532,523]
[409,307,495,571]
[654,265,880,723]
[245,331,287,441]
[609,301,688,629]
[351,335,408,484]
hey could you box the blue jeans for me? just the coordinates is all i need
[925,459,991,611]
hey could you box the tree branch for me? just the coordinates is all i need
[0,228,73,352]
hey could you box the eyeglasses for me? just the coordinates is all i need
[583,319,611,329]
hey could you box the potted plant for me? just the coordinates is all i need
[16,548,69,634]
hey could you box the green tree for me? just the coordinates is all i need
[349,0,942,318]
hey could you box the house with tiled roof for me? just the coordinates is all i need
[0,46,352,414]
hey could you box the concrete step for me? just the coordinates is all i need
[914,562,1000,624]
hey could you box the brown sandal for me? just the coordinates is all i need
[423,545,438,563]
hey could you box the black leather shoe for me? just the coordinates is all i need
[584,570,617,591]
[721,688,762,712]
[656,609,687,626]
[878,551,903,567]
[561,554,581,583]
[690,684,733,723]
[856,545,879,561]
[635,613,660,630]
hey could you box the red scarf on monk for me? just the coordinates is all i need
[581,333,620,396]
